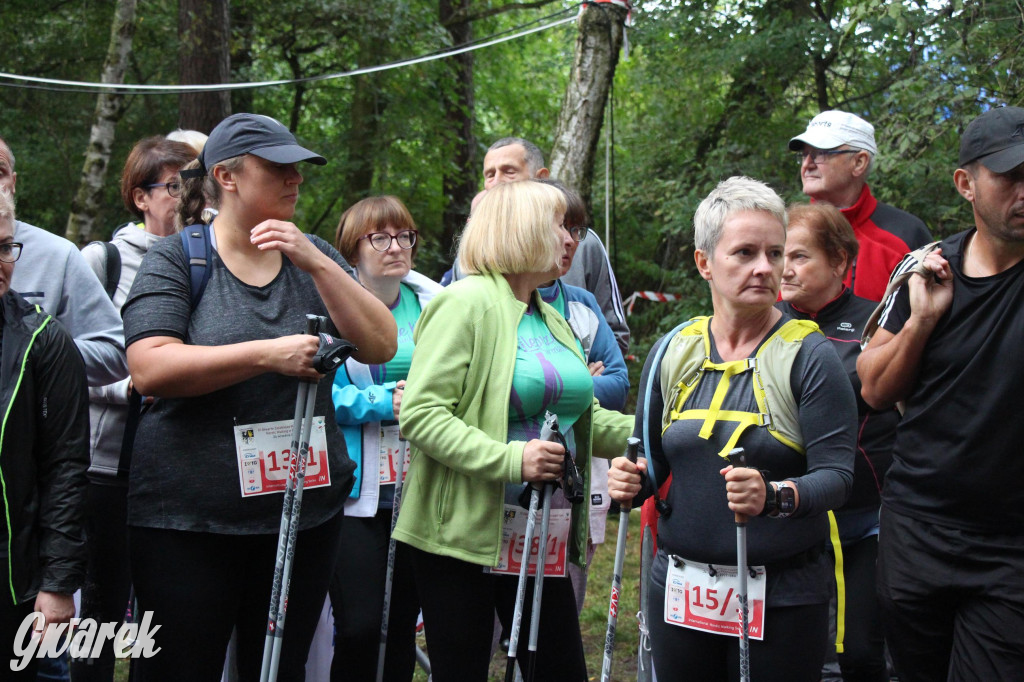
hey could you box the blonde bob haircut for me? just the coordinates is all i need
[458,180,566,276]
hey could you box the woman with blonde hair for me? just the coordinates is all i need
[393,180,632,680]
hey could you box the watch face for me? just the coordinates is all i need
[778,484,796,514]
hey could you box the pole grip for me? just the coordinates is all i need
[621,437,640,512]
[304,314,322,336]
[726,447,748,524]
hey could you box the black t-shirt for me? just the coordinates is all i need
[122,232,357,534]
[881,229,1024,532]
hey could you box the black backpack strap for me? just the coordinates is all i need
[117,388,150,480]
[88,241,122,300]
[179,223,213,309]
[103,242,122,299]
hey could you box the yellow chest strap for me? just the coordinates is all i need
[662,316,814,460]
[667,356,770,460]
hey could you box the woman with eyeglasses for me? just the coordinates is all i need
[75,136,198,682]
[326,195,440,681]
[393,180,633,680]
[119,114,396,680]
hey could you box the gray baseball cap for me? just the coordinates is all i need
[196,113,326,172]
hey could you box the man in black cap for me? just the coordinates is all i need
[857,106,1024,681]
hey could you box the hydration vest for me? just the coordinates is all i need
[645,314,849,654]
[657,315,822,460]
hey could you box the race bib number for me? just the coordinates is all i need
[491,504,570,578]
[378,424,410,484]
[664,557,766,640]
[234,418,331,498]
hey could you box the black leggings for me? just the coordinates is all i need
[328,510,418,682]
[70,481,133,682]
[836,534,887,682]
[128,514,341,682]
[407,543,587,682]
[648,552,830,682]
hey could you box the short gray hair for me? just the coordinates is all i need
[488,137,546,176]
[0,136,14,171]
[0,186,15,231]
[694,176,787,255]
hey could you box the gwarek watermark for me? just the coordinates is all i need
[10,612,161,672]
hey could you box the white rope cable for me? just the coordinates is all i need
[0,13,578,94]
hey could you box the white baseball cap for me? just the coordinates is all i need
[788,110,878,155]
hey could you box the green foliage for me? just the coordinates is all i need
[601,0,1024,350]
[2,0,1022,326]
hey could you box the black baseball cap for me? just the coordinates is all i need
[959,106,1024,173]
[194,113,326,173]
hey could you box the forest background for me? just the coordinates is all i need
[2,0,1022,363]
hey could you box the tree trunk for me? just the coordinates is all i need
[64,0,137,245]
[231,2,254,115]
[178,0,231,133]
[343,70,383,207]
[549,3,628,215]
[439,0,478,261]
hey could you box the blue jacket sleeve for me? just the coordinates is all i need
[576,290,629,411]
[332,366,397,425]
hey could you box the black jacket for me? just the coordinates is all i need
[1,290,89,605]
[777,288,897,512]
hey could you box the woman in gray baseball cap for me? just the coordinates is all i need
[120,113,397,681]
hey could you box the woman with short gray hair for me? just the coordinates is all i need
[609,176,856,681]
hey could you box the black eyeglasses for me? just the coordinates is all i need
[794,149,860,164]
[562,224,589,243]
[359,230,418,252]
[0,242,23,263]
[143,181,183,198]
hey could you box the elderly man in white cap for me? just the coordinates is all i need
[790,110,932,301]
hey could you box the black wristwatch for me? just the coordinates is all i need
[758,470,775,517]
[774,481,796,519]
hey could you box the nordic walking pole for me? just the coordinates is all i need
[261,317,356,682]
[636,524,654,682]
[505,412,560,682]
[726,447,751,682]
[505,484,541,682]
[261,314,320,682]
[524,412,563,682]
[525,482,553,682]
[376,433,408,682]
[600,436,640,682]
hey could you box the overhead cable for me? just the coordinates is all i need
[0,11,579,95]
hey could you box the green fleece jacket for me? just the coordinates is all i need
[393,272,633,567]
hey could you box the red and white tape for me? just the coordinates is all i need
[624,290,682,316]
